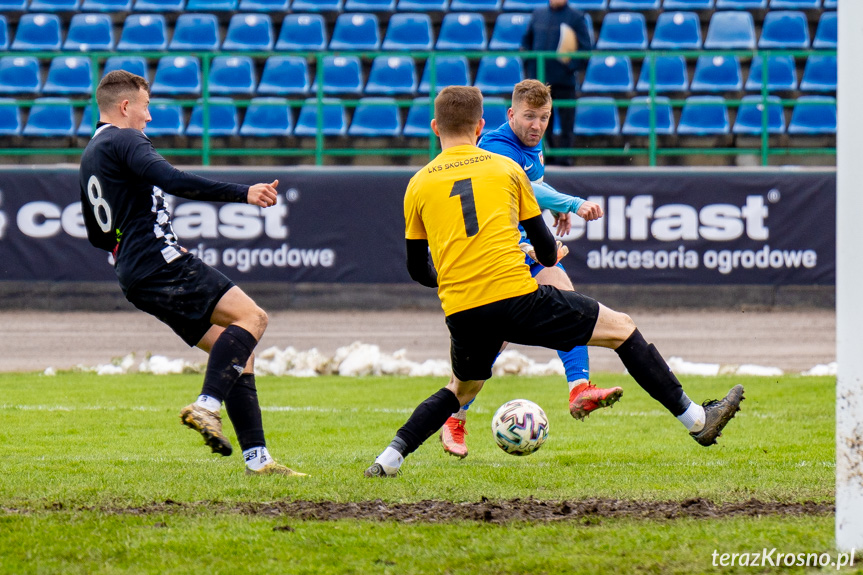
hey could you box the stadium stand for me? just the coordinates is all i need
[501,0,546,10]
[758,11,810,49]
[348,97,401,136]
[662,0,714,8]
[570,0,608,7]
[382,13,434,51]
[80,0,133,10]
[291,0,344,11]
[715,0,767,7]
[397,0,448,11]
[240,97,293,137]
[481,96,507,133]
[690,55,743,92]
[0,18,7,53]
[650,11,702,50]
[450,0,502,10]
[257,56,310,95]
[744,55,798,92]
[64,14,114,51]
[418,55,470,93]
[275,14,327,51]
[103,56,149,80]
[141,99,185,136]
[813,11,837,49]
[473,56,524,95]
[0,0,27,10]
[489,13,530,51]
[185,0,238,11]
[294,98,348,136]
[29,0,81,11]
[823,0,835,8]
[187,98,240,136]
[0,56,41,94]
[581,55,635,93]
[609,0,660,9]
[169,14,220,51]
[365,55,418,95]
[43,56,93,95]
[151,56,202,96]
[770,0,820,7]
[222,13,275,51]
[677,96,730,135]
[116,15,168,51]
[622,96,675,135]
[703,11,756,50]
[403,97,431,137]
[732,95,785,134]
[345,0,398,11]
[436,12,488,51]
[316,55,364,95]
[23,97,75,137]
[636,55,689,92]
[133,0,185,10]
[329,13,381,51]
[596,12,648,50]
[12,14,63,51]
[208,56,256,96]
[239,0,290,10]
[787,95,836,135]
[799,54,837,92]
[0,99,22,136]
[575,97,620,136]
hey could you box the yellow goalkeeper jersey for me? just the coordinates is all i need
[404,144,542,316]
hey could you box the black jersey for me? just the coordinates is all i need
[79,124,249,290]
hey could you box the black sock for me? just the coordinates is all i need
[224,373,266,452]
[615,329,691,417]
[200,325,258,402]
[392,388,461,457]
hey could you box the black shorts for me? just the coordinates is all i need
[445,285,600,382]
[124,255,235,347]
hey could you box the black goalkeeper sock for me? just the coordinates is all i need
[615,329,691,417]
[200,324,258,402]
[224,373,266,452]
[392,388,461,457]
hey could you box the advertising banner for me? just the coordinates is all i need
[0,167,835,286]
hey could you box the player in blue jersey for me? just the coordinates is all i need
[439,80,624,459]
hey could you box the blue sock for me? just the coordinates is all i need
[559,346,590,383]
[461,398,474,412]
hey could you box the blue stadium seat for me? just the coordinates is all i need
[451,0,501,9]
[473,56,523,95]
[0,56,41,94]
[134,0,184,10]
[81,0,133,10]
[569,0,607,8]
[418,56,470,93]
[636,55,688,92]
[788,96,835,135]
[581,55,634,93]
[240,97,293,137]
[382,13,434,50]
[316,56,364,95]
[759,11,809,49]
[0,0,26,10]
[169,13,219,51]
[239,0,289,9]
[745,55,797,92]
[822,0,835,7]
[208,56,256,96]
[596,12,648,50]
[489,13,530,51]
[12,14,62,51]
[703,11,756,50]
[366,56,418,95]
[732,95,785,135]
[29,0,80,10]
[799,54,836,92]
[185,0,237,10]
[690,55,742,92]
[436,13,488,50]
[257,56,309,95]
[575,97,620,136]
[677,96,730,135]
[715,0,765,7]
[770,0,820,7]
[813,11,836,49]
[403,97,431,137]
[117,15,168,51]
[187,98,239,137]
[398,0,448,9]
[276,14,327,51]
[23,98,75,137]
[78,104,96,136]
[651,11,701,50]
[43,57,93,95]
[482,97,507,134]
[151,56,201,96]
[143,99,184,136]
[346,0,396,9]
[622,96,674,135]
[0,99,22,136]
[609,0,659,8]
[330,13,380,50]
[64,14,114,51]
[223,14,274,51]
[292,0,344,10]
[0,18,8,52]
[349,98,401,137]
[502,0,544,9]
[103,56,148,79]
[662,0,713,7]
[294,98,348,136]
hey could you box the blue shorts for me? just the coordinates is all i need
[526,254,566,278]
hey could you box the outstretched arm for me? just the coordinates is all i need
[520,214,558,267]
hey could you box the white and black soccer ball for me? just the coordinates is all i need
[491,399,549,456]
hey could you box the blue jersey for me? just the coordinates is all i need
[479,122,545,183]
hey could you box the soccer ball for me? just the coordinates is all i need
[491,399,549,456]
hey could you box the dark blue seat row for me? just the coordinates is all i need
[0,9,837,53]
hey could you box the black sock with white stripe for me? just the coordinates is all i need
[200,324,258,403]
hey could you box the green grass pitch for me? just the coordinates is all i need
[0,371,844,574]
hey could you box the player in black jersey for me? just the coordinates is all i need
[79,70,305,477]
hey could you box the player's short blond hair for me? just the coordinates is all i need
[512,79,552,109]
[434,86,484,137]
[96,70,149,113]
